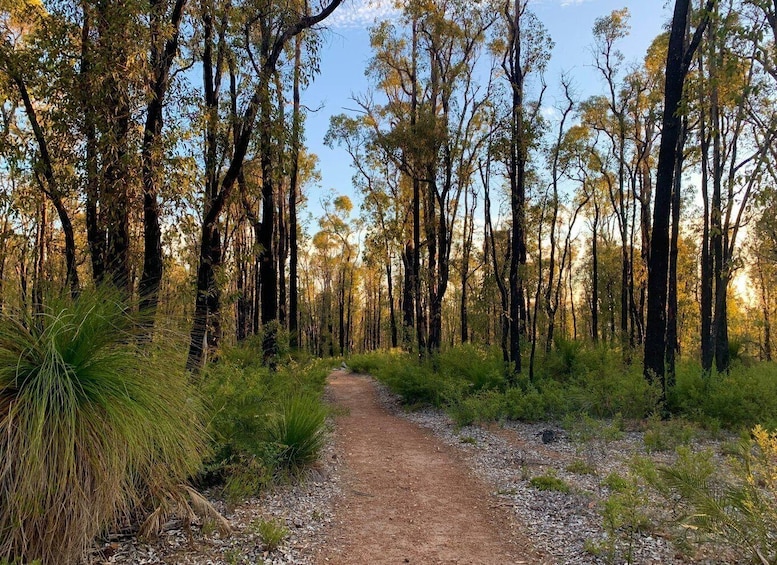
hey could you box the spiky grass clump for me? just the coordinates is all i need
[267,394,327,472]
[0,291,205,564]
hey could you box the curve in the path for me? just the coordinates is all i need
[317,371,545,565]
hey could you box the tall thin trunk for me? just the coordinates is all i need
[80,5,104,285]
[483,160,510,366]
[401,244,415,345]
[460,187,475,344]
[757,257,772,361]
[411,19,425,356]
[708,9,728,374]
[644,0,712,394]
[591,202,600,342]
[666,118,686,385]
[386,260,398,348]
[140,0,188,324]
[288,35,302,348]
[33,200,46,313]
[699,48,714,372]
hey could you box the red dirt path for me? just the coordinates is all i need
[316,371,546,565]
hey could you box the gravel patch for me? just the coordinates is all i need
[93,429,343,565]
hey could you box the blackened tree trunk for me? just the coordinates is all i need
[698,48,714,372]
[258,71,279,363]
[288,35,302,348]
[140,0,188,325]
[401,244,414,345]
[387,260,398,348]
[410,20,425,357]
[666,118,687,386]
[644,0,713,396]
[460,186,475,344]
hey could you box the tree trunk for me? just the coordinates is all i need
[140,0,187,326]
[666,119,686,385]
[644,0,712,395]
[591,202,600,343]
[386,261,398,348]
[288,35,302,348]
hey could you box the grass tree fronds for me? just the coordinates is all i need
[0,288,206,564]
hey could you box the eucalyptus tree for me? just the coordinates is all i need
[542,91,590,352]
[497,0,552,377]
[0,0,81,295]
[644,0,713,394]
[590,8,634,348]
[344,0,497,354]
[185,0,343,372]
[691,0,777,374]
[326,114,409,349]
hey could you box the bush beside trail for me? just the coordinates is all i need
[348,344,777,430]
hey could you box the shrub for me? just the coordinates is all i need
[0,290,204,564]
[268,394,328,472]
[567,459,597,475]
[642,415,698,453]
[598,471,650,565]
[449,388,507,427]
[200,350,330,494]
[529,472,571,493]
[252,518,289,552]
[671,361,777,429]
[652,430,777,563]
[436,344,506,391]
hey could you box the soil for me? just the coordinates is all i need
[316,371,547,565]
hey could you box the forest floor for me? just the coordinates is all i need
[99,370,740,565]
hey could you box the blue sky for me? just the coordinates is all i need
[300,0,671,220]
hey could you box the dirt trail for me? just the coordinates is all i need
[317,372,544,565]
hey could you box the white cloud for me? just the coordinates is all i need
[326,0,401,29]
[559,0,595,6]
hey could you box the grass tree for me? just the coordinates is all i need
[0,290,205,564]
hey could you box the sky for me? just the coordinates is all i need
[299,0,672,221]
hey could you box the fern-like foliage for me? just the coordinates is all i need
[655,429,777,564]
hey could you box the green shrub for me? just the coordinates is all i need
[529,472,571,493]
[201,349,330,494]
[566,413,624,444]
[671,361,777,429]
[268,394,328,472]
[252,518,289,552]
[598,470,650,565]
[0,290,204,565]
[567,459,597,475]
[448,388,507,427]
[642,415,697,453]
[649,431,777,564]
[503,385,547,421]
[436,344,506,391]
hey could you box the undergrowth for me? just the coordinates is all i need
[349,345,777,431]
[199,340,331,503]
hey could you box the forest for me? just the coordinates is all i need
[2,0,777,563]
